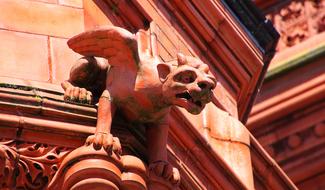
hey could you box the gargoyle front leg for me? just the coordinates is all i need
[85,90,122,155]
[146,119,180,185]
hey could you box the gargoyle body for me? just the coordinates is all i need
[62,25,216,185]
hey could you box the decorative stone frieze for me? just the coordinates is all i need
[266,0,325,51]
[0,139,72,189]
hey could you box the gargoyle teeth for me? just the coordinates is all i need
[176,92,203,107]
[176,91,191,100]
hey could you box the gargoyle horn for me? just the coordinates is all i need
[176,53,187,66]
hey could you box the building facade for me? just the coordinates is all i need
[0,0,302,189]
[249,0,325,190]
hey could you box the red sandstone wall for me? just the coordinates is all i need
[249,1,325,189]
[0,0,84,84]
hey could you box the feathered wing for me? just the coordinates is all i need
[67,26,139,68]
[63,24,161,102]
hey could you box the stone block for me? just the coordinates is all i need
[0,30,49,82]
[50,37,81,84]
[0,0,84,38]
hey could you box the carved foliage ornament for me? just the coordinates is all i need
[267,0,325,51]
[0,139,71,189]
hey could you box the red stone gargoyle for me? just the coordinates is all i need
[61,25,216,186]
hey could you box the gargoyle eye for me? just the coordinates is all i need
[174,70,197,84]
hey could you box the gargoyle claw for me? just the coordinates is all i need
[85,132,122,155]
[149,160,181,185]
[61,81,92,104]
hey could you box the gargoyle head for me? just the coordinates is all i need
[158,53,217,114]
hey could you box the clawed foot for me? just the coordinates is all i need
[85,132,122,155]
[149,160,180,185]
[61,81,92,104]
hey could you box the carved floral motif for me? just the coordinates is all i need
[266,0,325,51]
[0,139,72,189]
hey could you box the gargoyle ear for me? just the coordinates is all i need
[157,63,172,82]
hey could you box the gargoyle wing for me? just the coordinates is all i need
[67,26,140,69]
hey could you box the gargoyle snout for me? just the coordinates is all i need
[197,77,215,91]
[198,81,212,90]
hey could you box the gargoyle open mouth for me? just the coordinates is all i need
[176,91,203,107]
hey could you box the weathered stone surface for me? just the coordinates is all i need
[0,30,49,81]
[0,0,84,38]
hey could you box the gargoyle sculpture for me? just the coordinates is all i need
[61,25,216,185]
